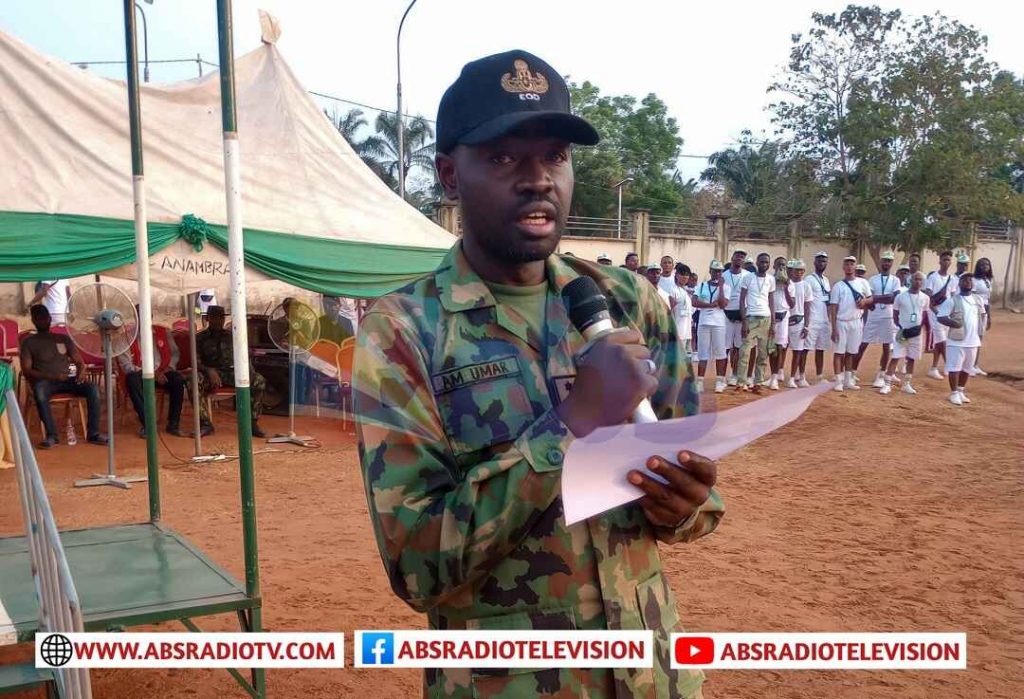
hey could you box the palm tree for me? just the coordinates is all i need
[327,108,391,181]
[361,112,436,192]
[700,140,781,206]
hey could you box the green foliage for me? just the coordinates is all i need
[769,4,1024,258]
[569,82,692,217]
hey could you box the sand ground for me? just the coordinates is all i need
[1,311,1021,699]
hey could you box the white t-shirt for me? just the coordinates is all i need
[937,294,982,348]
[973,278,992,311]
[657,274,677,298]
[740,274,776,317]
[806,272,831,326]
[893,289,928,330]
[866,273,899,319]
[655,286,671,309]
[771,279,794,320]
[924,271,955,307]
[721,268,751,311]
[790,279,811,319]
[695,278,732,328]
[39,280,70,317]
[829,277,872,321]
[668,286,693,341]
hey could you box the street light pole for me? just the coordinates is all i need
[615,177,634,238]
[396,0,418,201]
[135,0,153,82]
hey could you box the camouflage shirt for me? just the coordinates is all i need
[195,329,234,373]
[355,244,724,699]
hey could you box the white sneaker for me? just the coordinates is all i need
[833,380,845,392]
[958,390,971,404]
[844,373,861,390]
[777,371,785,381]
[973,366,988,376]
[948,391,963,406]
[927,367,943,380]
[714,379,726,394]
[727,375,738,387]
[879,383,891,395]
[798,376,811,388]
[872,371,886,389]
[769,377,780,391]
[852,374,861,385]
[785,377,798,389]
[901,381,917,395]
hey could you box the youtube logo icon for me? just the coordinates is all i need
[673,636,715,665]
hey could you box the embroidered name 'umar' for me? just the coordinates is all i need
[432,357,521,394]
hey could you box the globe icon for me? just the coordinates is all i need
[40,634,73,667]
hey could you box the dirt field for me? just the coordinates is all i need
[2,310,1022,699]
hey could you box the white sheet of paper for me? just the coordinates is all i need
[561,383,832,525]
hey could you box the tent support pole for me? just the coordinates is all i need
[123,0,160,520]
[188,294,202,457]
[217,4,264,697]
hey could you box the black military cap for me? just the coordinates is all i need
[436,50,600,154]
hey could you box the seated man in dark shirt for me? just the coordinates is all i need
[194,306,267,437]
[20,305,108,448]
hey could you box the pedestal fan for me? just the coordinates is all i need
[66,283,147,489]
[266,299,320,447]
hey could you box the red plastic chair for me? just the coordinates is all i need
[0,318,18,359]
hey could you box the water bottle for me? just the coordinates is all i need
[66,417,77,446]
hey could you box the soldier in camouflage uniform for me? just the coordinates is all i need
[355,51,724,699]
[194,305,267,437]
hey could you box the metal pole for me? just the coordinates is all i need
[396,0,418,201]
[188,294,201,456]
[134,3,150,83]
[215,3,264,695]
[196,52,203,77]
[123,0,161,519]
[104,334,115,477]
[617,186,623,238]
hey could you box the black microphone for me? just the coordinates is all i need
[561,276,659,424]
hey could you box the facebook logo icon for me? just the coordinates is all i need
[361,632,395,666]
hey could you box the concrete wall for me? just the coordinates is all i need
[557,237,636,267]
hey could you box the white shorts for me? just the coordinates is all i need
[945,345,978,375]
[789,321,807,351]
[697,325,728,361]
[726,319,744,349]
[863,315,896,345]
[928,310,948,344]
[833,319,863,355]
[892,333,923,360]
[773,317,789,348]
[806,323,832,351]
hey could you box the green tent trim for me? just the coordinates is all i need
[0,210,450,298]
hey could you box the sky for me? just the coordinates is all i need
[2,0,1021,183]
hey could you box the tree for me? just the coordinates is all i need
[769,5,1024,263]
[569,82,693,217]
[360,112,436,193]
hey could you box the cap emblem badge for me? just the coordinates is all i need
[501,59,549,95]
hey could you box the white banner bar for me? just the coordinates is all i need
[36,632,345,669]
[671,633,967,670]
[354,630,653,668]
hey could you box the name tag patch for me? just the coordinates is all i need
[432,356,522,395]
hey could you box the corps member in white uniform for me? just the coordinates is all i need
[667,262,694,356]
[804,251,833,383]
[971,257,994,375]
[693,260,732,393]
[856,251,901,388]
[786,259,813,388]
[923,251,956,380]
[936,273,983,406]
[881,271,929,395]
[768,257,795,390]
[721,249,751,385]
[30,280,71,325]
[829,256,873,391]
[644,263,672,308]
[657,255,677,298]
